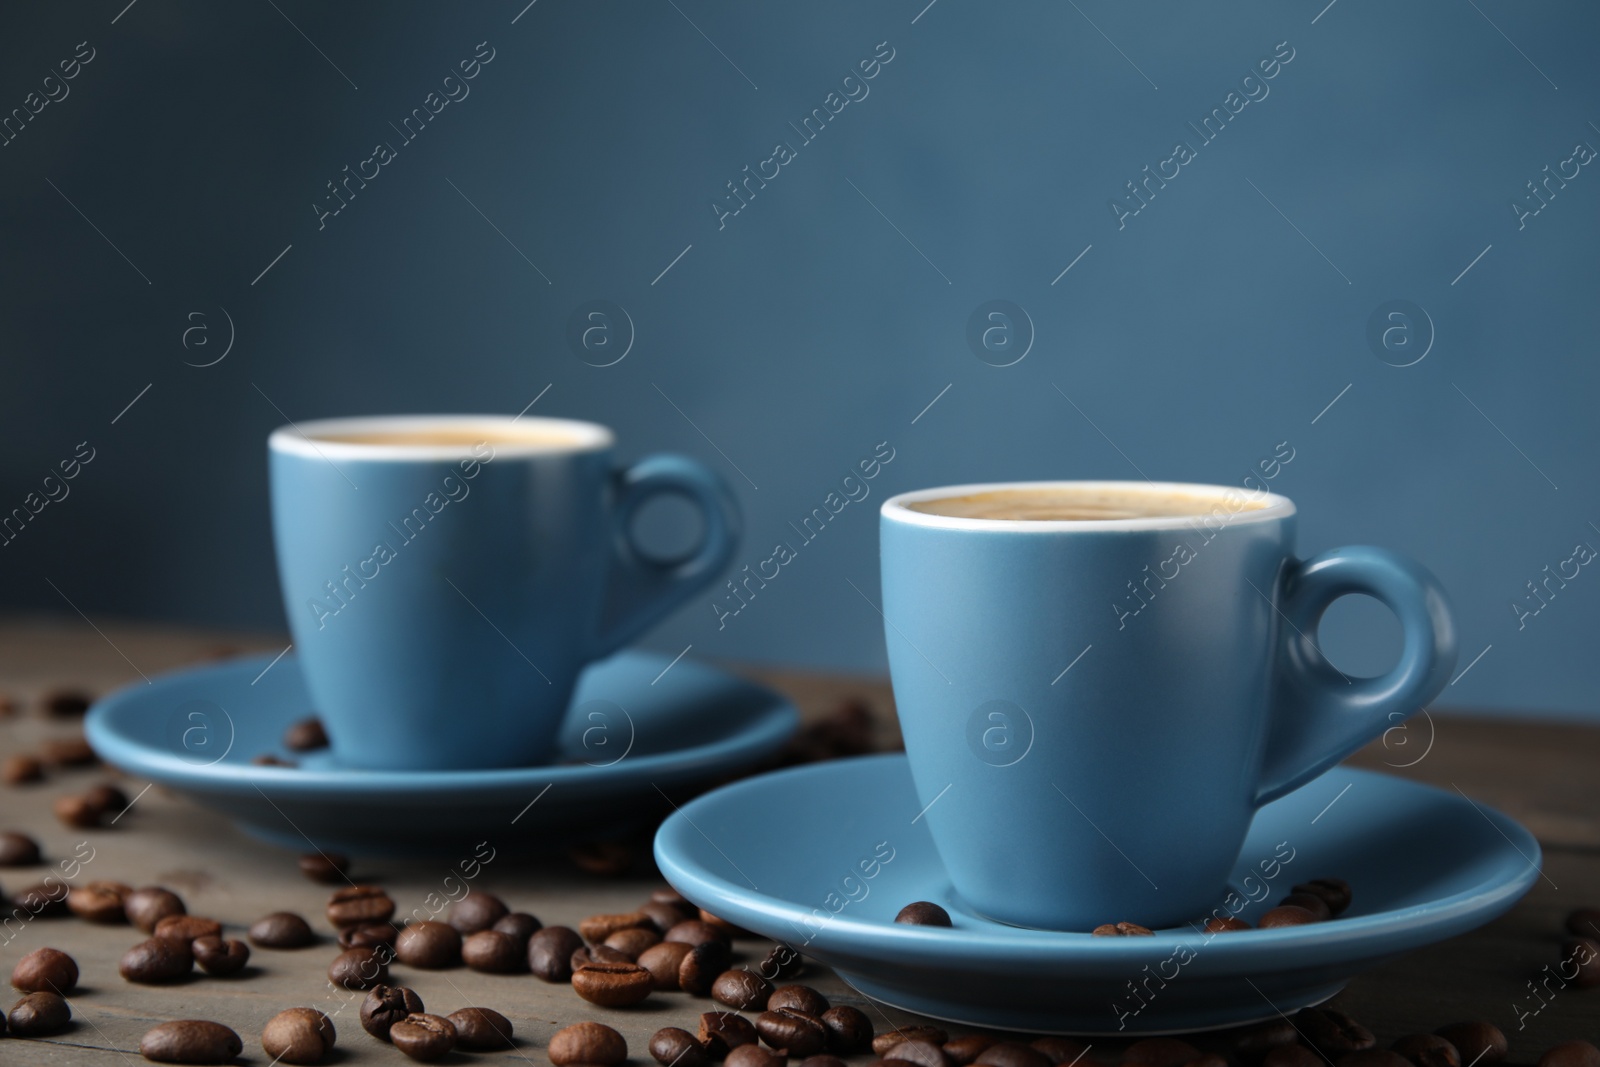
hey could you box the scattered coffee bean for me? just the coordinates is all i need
[643,899,693,933]
[761,943,807,979]
[574,944,636,969]
[83,782,129,815]
[946,1036,998,1065]
[192,936,250,976]
[41,737,96,766]
[391,1012,457,1062]
[607,925,663,958]
[573,959,655,1007]
[569,840,636,876]
[41,689,92,717]
[448,889,509,933]
[653,886,691,907]
[769,984,829,1015]
[896,901,953,926]
[680,940,733,994]
[802,1057,849,1067]
[1298,1009,1376,1057]
[395,920,461,969]
[297,852,348,884]
[1205,916,1252,933]
[120,937,194,983]
[68,880,131,923]
[1340,1053,1421,1067]
[126,886,186,933]
[284,717,328,751]
[1538,1041,1600,1067]
[1279,892,1332,921]
[582,910,651,943]
[886,1039,951,1067]
[822,1006,875,1054]
[1391,1035,1460,1067]
[549,1021,628,1066]
[328,945,388,990]
[2,754,43,785]
[729,1045,788,1067]
[261,1008,336,1065]
[250,911,316,949]
[493,911,541,946]
[1031,1038,1091,1066]
[702,1010,760,1056]
[874,1027,949,1057]
[0,831,40,866]
[463,929,523,972]
[11,947,77,994]
[976,1043,1051,1067]
[326,884,394,928]
[339,921,398,950]
[1093,922,1154,936]
[714,968,774,1010]
[449,1007,514,1051]
[759,1008,829,1057]
[528,925,584,982]
[640,940,692,989]
[1291,877,1352,916]
[12,882,70,917]
[1123,1038,1202,1067]
[1564,907,1600,938]
[1259,906,1319,929]
[1561,936,1600,987]
[139,1019,242,1064]
[154,915,222,943]
[1434,1024,1507,1065]
[667,919,731,948]
[700,909,749,938]
[252,754,295,767]
[654,1026,712,1067]
[1265,1048,1328,1067]
[361,984,425,1040]
[53,793,102,829]
[8,990,70,1036]
[1227,1020,1300,1064]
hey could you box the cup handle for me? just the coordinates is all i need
[590,454,741,659]
[1254,545,1457,806]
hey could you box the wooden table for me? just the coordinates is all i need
[1,618,1597,1064]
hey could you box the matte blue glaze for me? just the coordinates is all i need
[85,650,796,855]
[270,415,739,770]
[878,482,1456,930]
[654,755,1539,1034]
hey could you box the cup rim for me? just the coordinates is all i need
[881,480,1296,532]
[268,414,614,462]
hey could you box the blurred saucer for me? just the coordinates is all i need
[86,650,797,854]
[654,754,1540,1034]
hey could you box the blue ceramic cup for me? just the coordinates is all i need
[880,480,1456,930]
[270,414,739,770]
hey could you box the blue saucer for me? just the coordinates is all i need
[87,650,797,854]
[655,754,1541,1034]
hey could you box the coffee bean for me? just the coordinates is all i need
[493,911,541,946]
[821,1007,875,1055]
[653,886,692,908]
[391,1013,457,1062]
[261,1008,336,1065]
[120,937,194,983]
[569,840,636,876]
[154,914,222,943]
[770,984,829,1015]
[53,793,102,828]
[361,984,424,1040]
[2,754,43,784]
[667,919,731,948]
[1564,907,1600,938]
[607,926,663,958]
[886,1039,951,1067]
[1031,1038,1091,1066]
[192,936,250,976]
[802,1057,850,1067]
[1561,937,1600,987]
[549,1021,628,1066]
[328,945,389,990]
[1391,1035,1460,1067]
[1227,1020,1300,1064]
[284,717,328,751]
[11,947,77,994]
[12,882,70,917]
[1266,1048,1328,1067]
[643,899,693,933]
[653,1026,712,1067]
[873,1027,949,1057]
[1434,1024,1507,1066]
[0,831,40,866]
[68,880,131,923]
[41,689,92,717]
[528,925,584,981]
[759,1009,829,1057]
[714,968,774,1010]
[339,921,398,950]
[326,884,394,928]
[297,852,349,884]
[1291,878,1352,916]
[895,902,953,926]
[140,1020,243,1064]
[945,1037,998,1065]
[41,737,96,766]
[573,959,655,1007]
[572,944,633,972]
[640,941,692,989]
[252,753,295,767]
[462,929,522,972]
[1339,1053,1417,1067]
[448,1007,514,1051]
[8,990,70,1036]
[1258,906,1319,929]
[761,943,807,980]
[701,1010,761,1056]
[1538,1041,1600,1067]
[583,910,651,943]
[83,782,129,815]
[1124,1038,1202,1067]
[126,886,186,933]
[977,1044,1051,1067]
[448,889,509,933]
[729,1045,788,1067]
[1280,893,1332,921]
[395,920,461,969]
[680,940,733,994]
[700,908,749,938]
[1093,922,1154,936]
[1298,1009,1376,1057]
[1205,917,1252,933]
[250,911,316,949]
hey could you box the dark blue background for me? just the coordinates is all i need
[2,1,1595,716]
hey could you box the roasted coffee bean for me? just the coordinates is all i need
[945,1037,998,1065]
[68,880,131,923]
[569,839,636,876]
[12,882,70,917]
[1259,905,1319,928]
[821,1006,875,1054]
[528,925,584,981]
[653,1026,712,1067]
[549,1021,628,1066]
[1279,893,1332,921]
[886,1039,951,1067]
[730,1046,788,1067]
[977,1044,1051,1067]
[573,959,655,1006]
[83,782,129,815]
[395,920,461,969]
[1564,907,1600,938]
[463,929,523,972]
[41,689,92,717]
[769,984,829,1015]
[1298,1009,1376,1057]
[643,899,693,933]
[1434,1024,1507,1065]
[759,1009,829,1057]
[653,886,692,907]
[761,943,807,980]
[700,909,749,938]
[391,1013,457,1062]
[1339,1053,1415,1067]
[41,737,96,766]
[448,1007,514,1051]
[1291,878,1352,916]
[895,901,953,926]
[340,921,398,950]
[1538,1042,1600,1067]
[192,936,250,976]
[0,831,40,866]
[8,990,70,1036]
[607,925,663,958]
[493,911,541,946]
[574,944,635,969]
[298,852,349,884]
[701,1011,761,1056]
[714,967,774,1009]
[261,1008,336,1065]
[2,754,43,784]
[154,914,222,943]
[680,939,733,994]
[448,889,509,933]
[328,945,388,990]
[1205,916,1252,933]
[284,717,328,751]
[667,919,732,947]
[1561,936,1600,987]
[640,940,693,989]
[802,1057,849,1067]
[250,911,316,949]
[252,753,295,767]
[1093,922,1154,936]
[873,1027,949,1056]
[1227,1020,1300,1064]
[140,1019,242,1064]
[1266,1048,1328,1067]
[126,886,186,933]
[120,937,194,983]
[326,884,394,928]
[360,984,424,1040]
[53,794,102,828]
[1123,1039,1202,1067]
[11,947,77,994]
[582,910,651,943]
[1031,1038,1091,1066]
[1392,1035,1460,1067]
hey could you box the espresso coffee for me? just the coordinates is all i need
[317,428,579,447]
[906,486,1267,521]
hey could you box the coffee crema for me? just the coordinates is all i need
[906,486,1269,521]
[316,428,580,447]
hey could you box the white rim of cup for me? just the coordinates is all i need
[268,414,614,462]
[881,480,1296,533]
